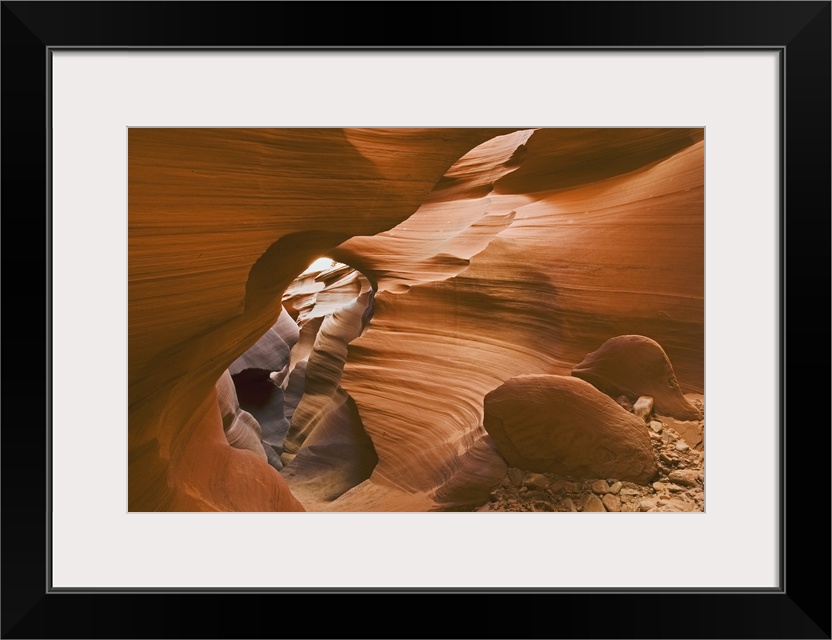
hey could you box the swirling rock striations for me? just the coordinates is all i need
[572,335,703,421]
[322,129,702,510]
[483,375,657,484]
[332,130,534,293]
[129,127,703,512]
[128,128,507,511]
[282,269,374,459]
[272,262,383,509]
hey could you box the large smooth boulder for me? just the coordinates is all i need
[483,374,657,484]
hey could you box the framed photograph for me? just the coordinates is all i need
[3,2,829,638]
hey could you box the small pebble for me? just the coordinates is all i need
[602,494,621,512]
[667,469,697,487]
[508,467,524,487]
[591,479,610,495]
[560,498,577,512]
[582,494,607,512]
[523,472,550,489]
[532,500,555,512]
[633,396,654,421]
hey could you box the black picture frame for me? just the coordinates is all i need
[2,2,829,638]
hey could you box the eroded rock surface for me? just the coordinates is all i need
[129,128,505,511]
[129,127,703,512]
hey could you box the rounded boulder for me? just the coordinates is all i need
[483,375,657,484]
[572,335,702,421]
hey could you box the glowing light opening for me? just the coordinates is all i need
[301,257,335,275]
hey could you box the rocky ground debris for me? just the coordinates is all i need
[477,397,704,513]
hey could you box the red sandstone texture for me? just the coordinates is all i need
[128,128,703,512]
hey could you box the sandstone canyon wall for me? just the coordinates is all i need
[128,128,703,512]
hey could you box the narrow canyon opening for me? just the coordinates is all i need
[217,256,379,509]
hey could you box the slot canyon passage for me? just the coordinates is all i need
[129,128,704,513]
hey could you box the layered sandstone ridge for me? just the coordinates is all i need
[320,129,703,510]
[128,128,511,511]
[129,128,704,512]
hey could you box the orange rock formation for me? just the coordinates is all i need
[128,127,703,512]
[128,128,513,511]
